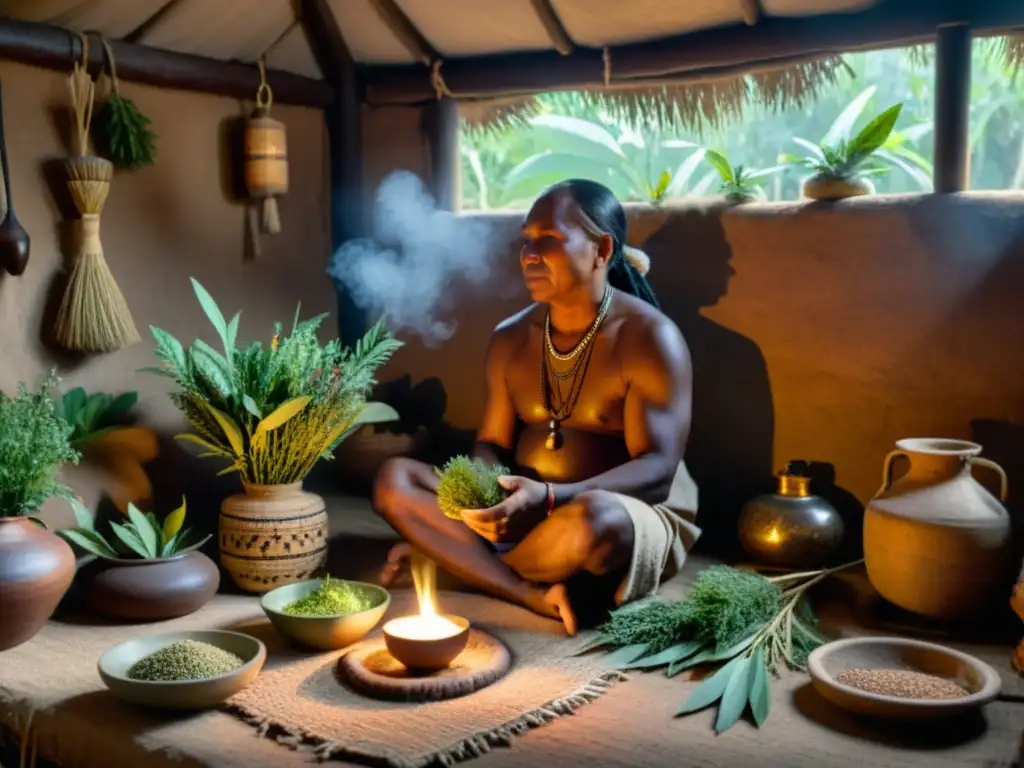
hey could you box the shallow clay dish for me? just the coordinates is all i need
[807,636,1001,719]
[260,579,390,651]
[98,630,266,710]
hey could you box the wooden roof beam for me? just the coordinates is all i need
[0,18,332,107]
[530,0,574,55]
[370,0,438,65]
[360,0,1024,105]
[738,0,760,26]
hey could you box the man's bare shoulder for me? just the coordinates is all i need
[487,304,542,360]
[613,292,689,366]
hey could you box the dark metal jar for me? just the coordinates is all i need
[738,466,844,568]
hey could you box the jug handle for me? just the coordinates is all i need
[970,457,1008,501]
[877,450,908,496]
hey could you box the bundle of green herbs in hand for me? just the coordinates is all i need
[144,278,402,486]
[58,496,210,560]
[0,373,80,518]
[435,456,509,520]
[582,562,862,733]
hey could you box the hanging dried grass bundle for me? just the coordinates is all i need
[93,39,156,169]
[54,32,139,353]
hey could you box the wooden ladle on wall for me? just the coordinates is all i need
[0,79,29,275]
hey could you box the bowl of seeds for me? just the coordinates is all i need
[97,630,266,710]
[807,636,1002,719]
[260,576,391,651]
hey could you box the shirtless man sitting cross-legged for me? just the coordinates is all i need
[373,178,701,635]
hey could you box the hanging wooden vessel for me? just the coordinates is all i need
[244,109,287,235]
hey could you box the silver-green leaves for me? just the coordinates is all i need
[676,647,771,732]
[58,497,210,561]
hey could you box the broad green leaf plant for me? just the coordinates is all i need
[144,279,403,486]
[581,561,862,733]
[59,496,210,560]
[781,86,932,189]
[703,150,785,203]
[57,387,139,449]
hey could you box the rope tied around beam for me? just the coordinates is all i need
[257,56,274,111]
[431,59,454,100]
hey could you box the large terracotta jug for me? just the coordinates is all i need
[0,518,76,650]
[864,438,1012,619]
[219,482,328,594]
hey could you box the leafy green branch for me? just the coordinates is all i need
[580,561,863,733]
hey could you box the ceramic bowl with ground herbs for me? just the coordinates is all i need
[261,577,391,651]
[98,630,266,710]
[808,636,1001,719]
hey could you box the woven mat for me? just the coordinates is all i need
[225,589,620,768]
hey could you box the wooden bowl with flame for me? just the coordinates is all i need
[383,613,470,671]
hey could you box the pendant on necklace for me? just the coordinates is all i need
[545,419,563,451]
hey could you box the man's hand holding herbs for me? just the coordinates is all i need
[461,476,549,543]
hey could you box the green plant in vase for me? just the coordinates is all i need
[784,103,903,201]
[435,456,509,520]
[58,496,220,621]
[59,496,210,560]
[0,373,80,650]
[143,278,403,593]
[703,151,784,204]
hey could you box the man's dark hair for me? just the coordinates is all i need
[547,178,659,308]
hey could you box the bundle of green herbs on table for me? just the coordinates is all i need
[582,562,861,733]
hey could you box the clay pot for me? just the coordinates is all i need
[79,551,220,621]
[219,482,328,594]
[0,518,76,650]
[864,438,1013,620]
[802,175,875,201]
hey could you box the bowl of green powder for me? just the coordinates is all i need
[97,630,266,710]
[260,576,391,651]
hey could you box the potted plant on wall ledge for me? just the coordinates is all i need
[58,496,218,621]
[785,103,903,201]
[704,150,784,204]
[0,374,80,650]
[144,279,402,594]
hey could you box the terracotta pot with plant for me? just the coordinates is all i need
[145,279,402,593]
[58,496,217,620]
[0,374,80,650]
[786,103,903,201]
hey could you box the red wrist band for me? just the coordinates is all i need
[546,483,555,516]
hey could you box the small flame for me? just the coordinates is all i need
[383,549,461,641]
[765,526,782,545]
[411,548,437,617]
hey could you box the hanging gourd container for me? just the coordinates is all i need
[243,60,287,235]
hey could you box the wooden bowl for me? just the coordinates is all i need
[807,637,1001,719]
[98,630,265,710]
[383,614,470,671]
[260,579,391,651]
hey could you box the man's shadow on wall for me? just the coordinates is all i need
[643,210,776,557]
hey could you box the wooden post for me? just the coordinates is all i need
[423,97,460,211]
[301,0,366,345]
[934,23,972,193]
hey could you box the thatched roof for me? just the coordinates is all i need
[0,0,883,76]
[1,0,1022,131]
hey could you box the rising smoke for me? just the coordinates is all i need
[327,171,507,346]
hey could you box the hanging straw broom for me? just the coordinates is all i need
[54,35,139,353]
